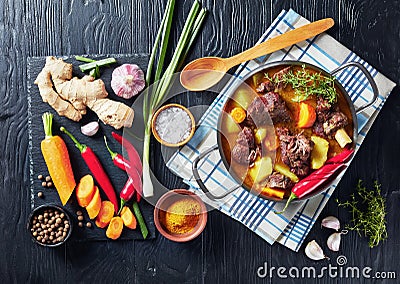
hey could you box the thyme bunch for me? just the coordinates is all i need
[266,65,337,103]
[337,180,388,248]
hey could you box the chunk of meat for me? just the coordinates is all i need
[277,127,313,177]
[236,127,255,148]
[231,144,251,164]
[323,111,348,136]
[232,127,257,164]
[247,92,291,125]
[265,172,294,190]
[246,96,271,126]
[313,97,348,137]
[316,97,335,122]
[256,80,275,93]
[312,121,327,138]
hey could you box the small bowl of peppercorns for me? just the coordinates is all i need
[27,204,72,247]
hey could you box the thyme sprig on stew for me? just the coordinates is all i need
[265,65,338,103]
[336,180,388,248]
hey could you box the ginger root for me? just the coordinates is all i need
[34,56,134,129]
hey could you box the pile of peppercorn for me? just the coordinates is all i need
[29,207,70,245]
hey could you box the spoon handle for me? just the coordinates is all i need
[225,18,334,68]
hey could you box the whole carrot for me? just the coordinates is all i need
[60,126,119,214]
[41,112,76,205]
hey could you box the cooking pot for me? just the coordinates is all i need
[192,61,378,202]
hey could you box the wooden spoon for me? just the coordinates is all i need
[180,18,334,91]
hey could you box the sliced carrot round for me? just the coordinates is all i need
[230,107,246,123]
[106,216,124,240]
[76,174,95,207]
[95,201,115,228]
[120,206,137,229]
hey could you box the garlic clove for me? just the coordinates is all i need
[81,121,99,136]
[305,240,329,261]
[327,232,341,251]
[321,216,340,231]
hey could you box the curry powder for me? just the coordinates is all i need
[161,198,201,234]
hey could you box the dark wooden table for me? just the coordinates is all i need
[1,0,399,283]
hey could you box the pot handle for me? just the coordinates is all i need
[192,145,241,200]
[331,61,379,114]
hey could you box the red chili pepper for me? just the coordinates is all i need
[112,132,143,176]
[104,136,142,208]
[326,148,354,164]
[126,164,143,203]
[104,136,131,171]
[276,149,353,214]
[60,127,119,214]
[117,165,143,213]
[118,177,135,215]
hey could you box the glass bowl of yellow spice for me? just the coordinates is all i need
[154,189,207,242]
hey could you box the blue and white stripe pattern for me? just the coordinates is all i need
[166,9,396,251]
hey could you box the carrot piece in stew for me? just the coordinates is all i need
[297,102,316,128]
[230,107,246,123]
[261,187,285,199]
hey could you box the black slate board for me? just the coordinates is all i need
[27,54,156,240]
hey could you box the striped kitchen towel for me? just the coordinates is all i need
[166,9,396,251]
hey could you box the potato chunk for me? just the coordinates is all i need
[249,156,273,184]
[310,135,329,169]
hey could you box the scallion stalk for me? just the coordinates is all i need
[144,0,175,125]
[178,8,207,69]
[142,0,207,198]
[151,1,202,109]
[75,56,96,63]
[154,0,175,82]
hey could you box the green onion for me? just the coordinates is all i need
[142,0,207,197]
[178,8,207,70]
[79,58,117,72]
[154,0,175,82]
[89,65,100,78]
[151,0,201,110]
[75,56,96,63]
[144,0,176,123]
[133,202,149,239]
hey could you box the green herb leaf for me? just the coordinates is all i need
[337,180,388,248]
[266,65,338,103]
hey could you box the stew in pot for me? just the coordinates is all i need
[220,64,354,199]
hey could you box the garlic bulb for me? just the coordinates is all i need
[305,240,328,261]
[111,64,145,99]
[81,121,99,136]
[321,216,340,231]
[327,230,348,252]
